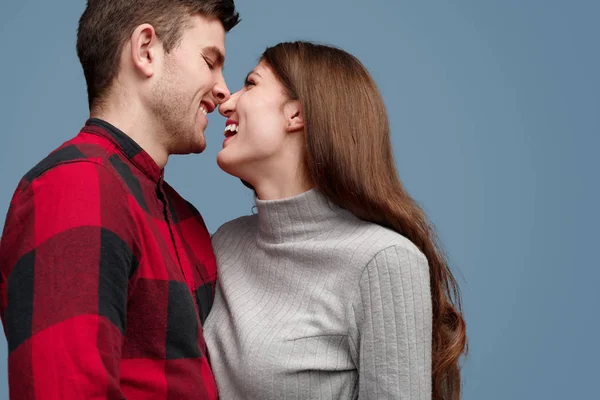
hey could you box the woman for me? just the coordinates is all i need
[204,41,467,400]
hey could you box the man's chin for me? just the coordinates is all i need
[193,131,207,153]
[170,140,206,155]
[187,130,207,154]
[183,146,205,155]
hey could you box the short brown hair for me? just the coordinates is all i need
[76,0,240,110]
[261,41,467,400]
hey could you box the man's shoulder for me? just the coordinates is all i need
[13,138,131,205]
[20,134,120,188]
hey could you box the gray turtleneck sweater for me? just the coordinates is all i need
[204,189,432,399]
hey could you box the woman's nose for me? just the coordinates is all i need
[218,91,240,117]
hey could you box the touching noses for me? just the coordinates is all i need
[219,91,241,118]
[212,77,231,105]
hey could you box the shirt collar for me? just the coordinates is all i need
[83,118,163,183]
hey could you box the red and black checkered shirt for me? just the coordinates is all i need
[0,119,218,399]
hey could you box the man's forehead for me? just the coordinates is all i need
[188,15,225,41]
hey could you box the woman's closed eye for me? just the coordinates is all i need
[244,78,256,87]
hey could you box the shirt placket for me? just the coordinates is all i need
[156,176,198,302]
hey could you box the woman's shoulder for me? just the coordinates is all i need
[211,214,258,244]
[342,219,427,267]
[343,222,430,301]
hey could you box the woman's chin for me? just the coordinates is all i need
[216,151,242,178]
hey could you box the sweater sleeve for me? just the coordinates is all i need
[347,244,433,399]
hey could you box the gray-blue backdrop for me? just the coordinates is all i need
[0,1,598,399]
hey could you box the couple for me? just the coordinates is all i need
[0,0,467,399]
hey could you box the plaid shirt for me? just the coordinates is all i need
[0,119,218,399]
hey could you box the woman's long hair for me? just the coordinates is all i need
[261,41,467,400]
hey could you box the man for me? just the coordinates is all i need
[0,0,239,398]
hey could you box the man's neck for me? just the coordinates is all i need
[91,98,169,169]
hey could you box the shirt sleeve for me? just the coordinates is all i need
[347,244,433,399]
[0,160,140,399]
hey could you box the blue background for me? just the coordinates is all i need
[1,1,598,398]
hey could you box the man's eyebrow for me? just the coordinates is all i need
[203,46,225,67]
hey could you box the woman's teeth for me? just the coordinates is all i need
[224,124,239,134]
[200,106,208,115]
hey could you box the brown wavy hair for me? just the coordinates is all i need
[261,41,467,400]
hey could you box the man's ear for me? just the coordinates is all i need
[284,100,304,133]
[129,23,161,78]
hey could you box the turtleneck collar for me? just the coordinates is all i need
[255,189,352,243]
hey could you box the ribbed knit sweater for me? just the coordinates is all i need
[204,189,432,399]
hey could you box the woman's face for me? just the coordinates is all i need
[217,61,301,182]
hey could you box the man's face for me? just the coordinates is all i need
[150,14,229,154]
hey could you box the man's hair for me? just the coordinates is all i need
[76,0,240,110]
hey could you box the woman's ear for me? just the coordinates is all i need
[284,100,304,132]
